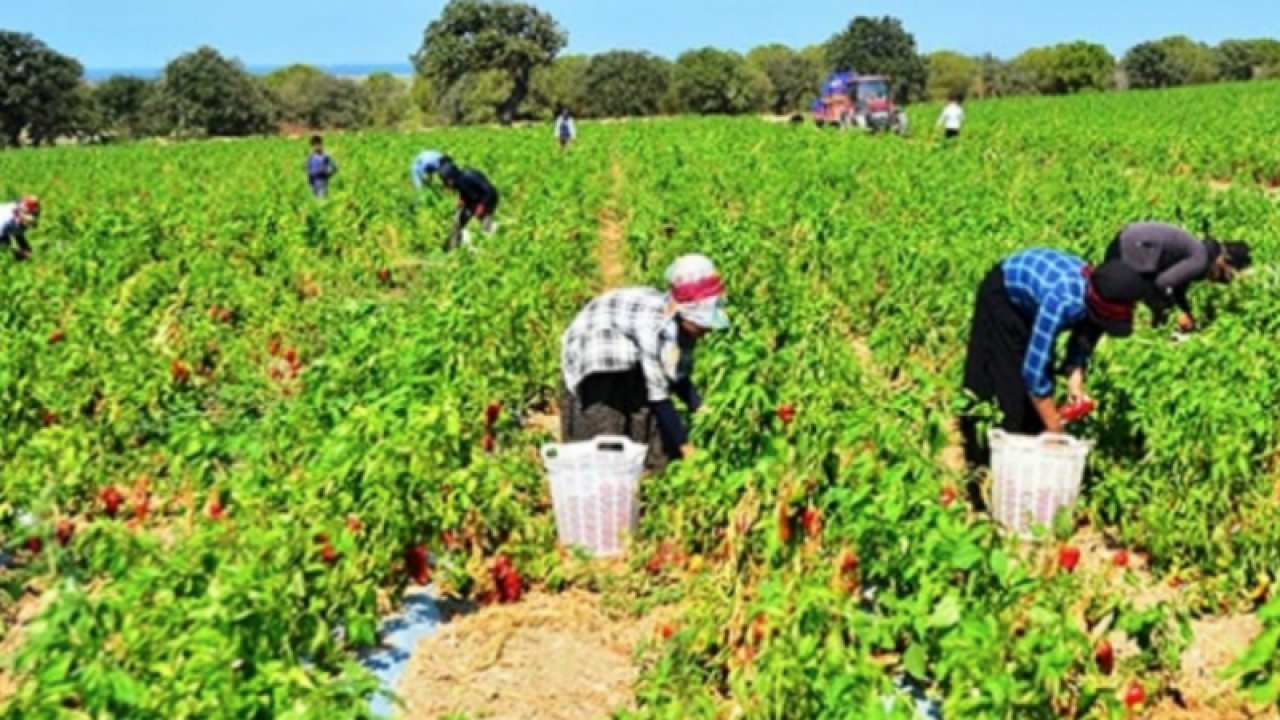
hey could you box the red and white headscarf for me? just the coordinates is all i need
[666,254,729,330]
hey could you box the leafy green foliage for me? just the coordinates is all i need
[584,51,672,118]
[363,73,413,129]
[529,55,589,120]
[1012,41,1116,95]
[1214,38,1280,81]
[1123,36,1218,89]
[825,16,927,103]
[925,51,980,101]
[264,64,372,130]
[0,31,89,147]
[154,46,277,138]
[4,78,1280,720]
[747,45,823,115]
[672,48,768,116]
[94,76,158,139]
[412,0,568,124]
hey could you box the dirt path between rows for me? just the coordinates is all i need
[596,158,627,291]
[0,585,53,709]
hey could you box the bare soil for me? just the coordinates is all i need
[0,584,52,707]
[596,159,627,290]
[522,409,561,437]
[396,589,675,720]
[1032,528,1269,717]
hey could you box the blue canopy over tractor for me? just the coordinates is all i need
[821,71,856,98]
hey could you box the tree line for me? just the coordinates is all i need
[4,0,1280,145]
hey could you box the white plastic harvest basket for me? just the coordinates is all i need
[989,430,1092,540]
[540,435,646,558]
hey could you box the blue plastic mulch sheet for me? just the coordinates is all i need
[361,586,449,719]
[883,674,944,719]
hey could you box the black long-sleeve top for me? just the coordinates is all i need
[440,165,497,217]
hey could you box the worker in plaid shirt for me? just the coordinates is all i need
[960,247,1144,473]
[560,254,729,470]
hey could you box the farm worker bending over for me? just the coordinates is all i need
[555,108,576,149]
[410,150,452,190]
[305,134,338,198]
[438,161,500,251]
[960,248,1144,467]
[0,196,40,261]
[560,254,729,470]
[938,96,964,139]
[1104,222,1252,332]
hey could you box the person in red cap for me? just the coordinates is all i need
[560,254,730,469]
[960,247,1145,471]
[0,197,40,261]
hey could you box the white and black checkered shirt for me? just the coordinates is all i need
[561,288,680,403]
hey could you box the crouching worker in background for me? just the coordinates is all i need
[959,248,1144,480]
[560,254,730,470]
[438,161,499,252]
[1104,222,1252,332]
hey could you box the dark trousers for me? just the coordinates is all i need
[446,191,501,251]
[944,128,960,139]
[960,265,1045,469]
[560,369,670,471]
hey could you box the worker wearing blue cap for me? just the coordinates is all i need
[411,150,453,190]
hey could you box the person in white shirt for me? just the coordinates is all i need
[555,108,576,150]
[937,96,965,139]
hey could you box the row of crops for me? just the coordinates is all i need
[4,80,1280,718]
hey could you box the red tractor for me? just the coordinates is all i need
[811,72,908,135]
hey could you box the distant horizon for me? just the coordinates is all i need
[19,0,1278,78]
[84,62,415,82]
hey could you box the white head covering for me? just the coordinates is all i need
[666,254,729,330]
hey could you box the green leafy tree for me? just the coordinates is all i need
[672,48,768,115]
[1013,42,1114,94]
[583,51,672,118]
[365,72,412,128]
[530,54,588,119]
[0,31,88,146]
[1214,38,1280,80]
[264,64,371,129]
[153,47,276,137]
[925,51,979,101]
[1159,36,1218,84]
[412,0,567,125]
[94,75,156,138]
[29,81,100,145]
[1124,36,1216,89]
[799,44,830,84]
[409,75,437,124]
[1122,42,1180,89]
[971,53,1027,98]
[747,44,821,115]
[435,69,511,125]
[825,16,927,102]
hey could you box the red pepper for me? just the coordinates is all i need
[1059,399,1096,424]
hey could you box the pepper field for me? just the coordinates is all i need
[4,81,1280,719]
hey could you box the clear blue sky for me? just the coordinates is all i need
[10,0,1279,71]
